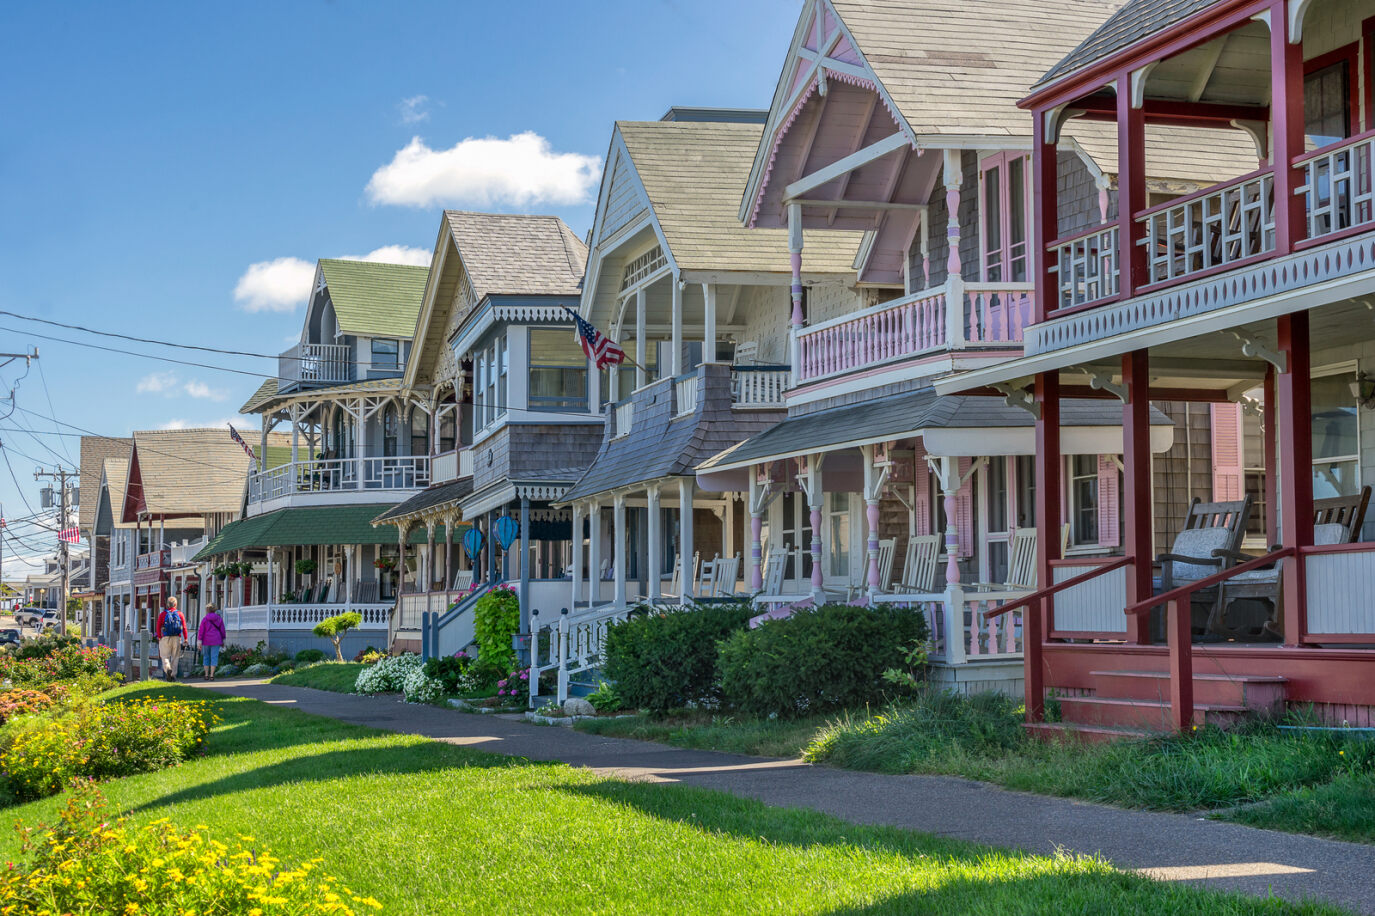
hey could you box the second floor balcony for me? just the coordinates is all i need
[248,455,431,514]
[278,342,353,391]
[795,278,1032,385]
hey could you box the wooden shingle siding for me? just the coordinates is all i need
[910,150,981,289]
[599,151,649,242]
[1057,151,1117,240]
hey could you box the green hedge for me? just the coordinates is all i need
[603,604,753,712]
[718,603,930,718]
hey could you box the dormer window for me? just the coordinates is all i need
[371,338,400,371]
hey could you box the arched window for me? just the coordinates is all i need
[439,402,457,452]
[410,410,429,457]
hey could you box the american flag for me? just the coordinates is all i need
[227,424,259,470]
[58,527,80,544]
[562,306,625,370]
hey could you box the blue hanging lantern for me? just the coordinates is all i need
[494,515,520,551]
[462,527,485,562]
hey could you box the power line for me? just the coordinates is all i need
[0,325,281,382]
[34,359,76,465]
[0,309,309,363]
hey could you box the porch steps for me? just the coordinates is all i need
[1032,670,1288,740]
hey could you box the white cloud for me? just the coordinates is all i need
[398,95,430,125]
[343,245,432,267]
[233,256,315,312]
[365,131,601,208]
[160,416,252,432]
[136,370,178,394]
[184,380,228,401]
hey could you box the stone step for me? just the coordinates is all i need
[1024,722,1154,744]
[1088,670,1286,711]
[1059,695,1251,731]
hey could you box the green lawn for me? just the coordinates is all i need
[580,692,1375,842]
[269,661,367,692]
[0,683,1348,916]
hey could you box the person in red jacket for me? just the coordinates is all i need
[155,597,188,681]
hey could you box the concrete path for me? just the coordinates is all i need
[197,681,1375,914]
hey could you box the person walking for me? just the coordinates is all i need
[154,598,187,682]
[197,604,227,680]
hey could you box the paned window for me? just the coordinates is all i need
[1304,60,1351,149]
[1069,455,1099,546]
[410,410,429,458]
[382,406,399,458]
[471,333,508,430]
[529,328,589,412]
[980,152,1031,282]
[827,492,851,580]
[371,338,400,371]
[1312,368,1360,499]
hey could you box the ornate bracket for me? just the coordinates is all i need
[1082,369,1127,403]
[1229,331,1286,373]
[990,382,1039,418]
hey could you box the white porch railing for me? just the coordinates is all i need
[1297,131,1375,242]
[1304,545,1375,638]
[270,603,391,628]
[613,402,634,438]
[1050,224,1119,310]
[531,604,633,704]
[1138,169,1276,285]
[459,448,474,478]
[432,450,458,483]
[731,367,788,407]
[887,589,1025,664]
[169,537,207,566]
[279,342,352,387]
[248,456,430,505]
[795,279,1030,383]
[674,375,698,416]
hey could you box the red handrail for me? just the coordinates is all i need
[982,557,1133,621]
[1123,547,1293,616]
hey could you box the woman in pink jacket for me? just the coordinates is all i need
[197,604,227,680]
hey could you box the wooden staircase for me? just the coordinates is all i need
[1027,670,1287,741]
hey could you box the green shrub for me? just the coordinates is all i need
[473,586,520,672]
[718,603,930,717]
[586,680,622,713]
[0,640,113,688]
[603,604,753,713]
[1,696,214,799]
[241,663,274,677]
[215,663,240,678]
[294,648,326,663]
[2,786,382,913]
[313,612,363,662]
[424,652,478,694]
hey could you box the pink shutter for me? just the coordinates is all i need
[913,441,930,536]
[1097,455,1120,548]
[956,457,975,557]
[1210,403,1244,502]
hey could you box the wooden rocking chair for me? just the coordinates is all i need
[1156,495,1252,635]
[972,528,1038,592]
[898,534,942,593]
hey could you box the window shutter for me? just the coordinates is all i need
[1210,403,1244,502]
[913,441,930,536]
[1097,455,1120,548]
[956,457,975,557]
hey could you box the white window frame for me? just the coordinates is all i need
[1068,454,1100,548]
[1311,360,1362,500]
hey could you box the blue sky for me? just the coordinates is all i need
[0,0,799,572]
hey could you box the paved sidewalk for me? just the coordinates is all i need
[197,681,1375,914]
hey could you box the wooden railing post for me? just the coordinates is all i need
[1167,599,1194,730]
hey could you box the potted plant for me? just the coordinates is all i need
[295,558,318,577]
[226,564,241,580]
[213,565,230,581]
[373,556,397,572]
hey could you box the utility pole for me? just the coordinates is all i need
[34,466,76,636]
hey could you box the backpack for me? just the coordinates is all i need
[163,611,184,637]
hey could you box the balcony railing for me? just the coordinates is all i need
[169,537,207,566]
[1050,224,1119,311]
[730,367,788,407]
[279,342,352,388]
[1138,169,1275,286]
[1297,129,1375,243]
[248,456,430,505]
[795,279,1031,383]
[135,549,170,571]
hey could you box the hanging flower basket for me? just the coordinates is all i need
[213,565,230,580]
[295,558,318,576]
[374,557,397,571]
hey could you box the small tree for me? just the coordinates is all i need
[313,611,363,662]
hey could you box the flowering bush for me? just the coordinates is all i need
[494,667,530,704]
[400,666,445,704]
[354,654,423,694]
[1,786,383,915]
[0,687,62,724]
[352,646,385,664]
[1,696,215,799]
[473,585,520,672]
[423,652,480,696]
[0,639,114,688]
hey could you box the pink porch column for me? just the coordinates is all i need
[788,202,804,382]
[866,498,881,594]
[750,515,764,591]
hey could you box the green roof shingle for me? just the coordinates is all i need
[318,259,430,339]
[194,504,461,560]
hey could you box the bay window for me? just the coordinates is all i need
[472,333,508,431]
[529,328,589,412]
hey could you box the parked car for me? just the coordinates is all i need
[38,610,60,632]
[13,607,42,627]
[0,628,19,646]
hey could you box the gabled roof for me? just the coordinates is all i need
[78,436,131,531]
[617,119,861,274]
[239,379,278,414]
[101,456,134,531]
[444,211,587,300]
[826,0,1124,138]
[124,428,288,521]
[1037,0,1218,89]
[317,259,430,339]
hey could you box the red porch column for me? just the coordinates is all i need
[1028,371,1062,723]
[1121,350,1151,644]
[1117,69,1147,296]
[1277,312,1313,646]
[1031,110,1058,323]
[1270,0,1305,253]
